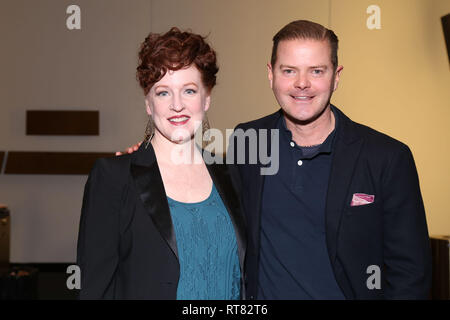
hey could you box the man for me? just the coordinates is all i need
[229,20,431,299]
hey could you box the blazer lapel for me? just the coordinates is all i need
[130,144,178,260]
[325,106,364,263]
[254,111,281,236]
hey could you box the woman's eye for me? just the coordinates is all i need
[185,89,196,94]
[156,91,168,96]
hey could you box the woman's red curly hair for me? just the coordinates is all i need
[137,27,218,96]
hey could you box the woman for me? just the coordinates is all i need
[76,28,246,299]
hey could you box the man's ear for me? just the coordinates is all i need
[267,63,274,89]
[333,65,344,91]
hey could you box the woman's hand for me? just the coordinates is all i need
[115,141,142,156]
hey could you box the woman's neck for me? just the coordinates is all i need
[151,132,203,166]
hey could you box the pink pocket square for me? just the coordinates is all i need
[350,193,375,206]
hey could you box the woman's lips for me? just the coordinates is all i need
[168,115,190,125]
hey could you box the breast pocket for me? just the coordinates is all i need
[345,201,379,216]
[345,190,378,215]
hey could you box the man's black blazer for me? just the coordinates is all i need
[77,144,247,299]
[230,105,431,299]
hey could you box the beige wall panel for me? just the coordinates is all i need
[330,0,450,235]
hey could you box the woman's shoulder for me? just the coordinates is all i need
[88,153,133,185]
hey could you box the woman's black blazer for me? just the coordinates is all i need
[76,144,247,299]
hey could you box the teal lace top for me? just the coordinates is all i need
[167,183,241,300]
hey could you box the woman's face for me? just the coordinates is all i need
[145,65,210,144]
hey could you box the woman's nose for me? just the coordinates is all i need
[169,94,184,112]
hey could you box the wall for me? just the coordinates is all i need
[0,0,448,262]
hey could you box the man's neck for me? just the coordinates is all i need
[284,106,335,147]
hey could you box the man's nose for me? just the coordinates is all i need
[294,73,311,90]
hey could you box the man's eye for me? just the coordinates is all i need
[312,69,323,74]
[185,89,196,94]
[283,69,294,74]
[156,91,168,96]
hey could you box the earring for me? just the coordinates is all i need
[144,116,155,149]
[202,113,211,149]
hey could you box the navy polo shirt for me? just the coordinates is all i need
[257,108,345,299]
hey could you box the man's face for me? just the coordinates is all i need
[268,39,343,123]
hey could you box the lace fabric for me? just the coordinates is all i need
[167,184,241,300]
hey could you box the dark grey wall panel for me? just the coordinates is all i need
[26,110,99,135]
[4,151,113,175]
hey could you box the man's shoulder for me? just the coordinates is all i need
[332,105,407,152]
[351,120,410,155]
[234,110,281,131]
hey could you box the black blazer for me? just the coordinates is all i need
[76,144,247,299]
[230,105,431,299]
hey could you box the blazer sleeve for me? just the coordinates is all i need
[381,144,432,299]
[76,158,125,299]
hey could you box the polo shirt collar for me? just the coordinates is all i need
[279,105,339,156]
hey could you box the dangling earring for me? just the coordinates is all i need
[144,116,155,149]
[202,113,211,150]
